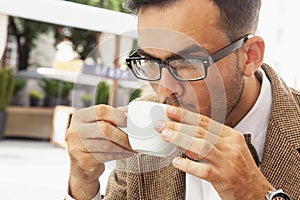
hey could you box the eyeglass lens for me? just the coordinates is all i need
[131,58,206,81]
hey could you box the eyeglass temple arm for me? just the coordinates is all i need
[210,35,249,63]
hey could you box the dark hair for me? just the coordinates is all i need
[125,0,261,41]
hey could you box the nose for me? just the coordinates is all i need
[155,68,184,101]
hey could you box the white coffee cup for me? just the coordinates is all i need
[120,101,177,157]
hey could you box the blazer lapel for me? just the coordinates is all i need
[260,64,300,199]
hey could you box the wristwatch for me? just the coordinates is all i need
[265,189,291,200]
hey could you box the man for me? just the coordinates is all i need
[66,0,300,199]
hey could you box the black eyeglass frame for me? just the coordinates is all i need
[126,34,250,81]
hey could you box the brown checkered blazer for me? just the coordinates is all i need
[104,64,300,200]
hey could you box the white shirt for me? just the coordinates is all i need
[67,69,272,200]
[65,189,101,200]
[185,69,272,200]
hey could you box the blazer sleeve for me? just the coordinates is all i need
[103,159,129,200]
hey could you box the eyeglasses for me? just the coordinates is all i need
[126,35,249,81]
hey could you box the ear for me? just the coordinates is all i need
[241,36,265,77]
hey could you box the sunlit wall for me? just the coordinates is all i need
[258,0,300,89]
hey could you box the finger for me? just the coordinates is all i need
[166,106,226,137]
[161,128,221,162]
[172,157,221,184]
[156,120,221,148]
[116,105,128,113]
[66,125,133,167]
[82,138,134,154]
[71,121,132,151]
[156,120,221,144]
[74,105,127,126]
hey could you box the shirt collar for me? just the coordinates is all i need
[234,68,272,161]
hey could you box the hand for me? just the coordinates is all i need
[66,105,134,199]
[155,106,273,200]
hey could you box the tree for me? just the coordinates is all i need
[8,17,57,70]
[8,0,128,71]
[65,0,129,13]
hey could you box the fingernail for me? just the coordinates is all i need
[154,120,165,131]
[167,107,177,116]
[162,130,172,139]
[172,157,181,167]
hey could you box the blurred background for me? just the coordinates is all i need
[0,0,299,199]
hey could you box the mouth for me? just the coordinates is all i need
[163,92,180,106]
[162,92,197,111]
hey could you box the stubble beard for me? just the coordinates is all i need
[225,54,245,119]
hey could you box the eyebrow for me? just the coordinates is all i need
[137,44,209,61]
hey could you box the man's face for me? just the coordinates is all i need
[137,0,244,119]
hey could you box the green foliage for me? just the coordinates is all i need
[129,88,141,103]
[99,0,129,13]
[39,79,74,99]
[39,79,59,97]
[9,17,58,70]
[60,0,129,59]
[81,93,93,103]
[28,90,43,100]
[13,78,27,95]
[0,68,15,111]
[61,28,98,60]
[66,0,102,7]
[65,0,129,12]
[95,81,110,105]
[10,0,129,70]
[18,19,57,49]
[62,82,75,99]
